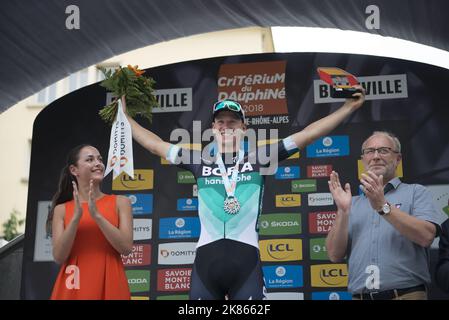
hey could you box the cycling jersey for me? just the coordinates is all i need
[166,136,298,248]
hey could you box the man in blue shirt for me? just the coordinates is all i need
[326,131,446,300]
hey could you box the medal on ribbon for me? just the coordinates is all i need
[223,196,241,215]
[216,150,243,215]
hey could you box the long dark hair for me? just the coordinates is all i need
[46,144,92,235]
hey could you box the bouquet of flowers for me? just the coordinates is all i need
[98,65,158,124]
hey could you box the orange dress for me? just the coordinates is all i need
[50,195,130,300]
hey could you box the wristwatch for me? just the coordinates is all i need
[378,202,391,216]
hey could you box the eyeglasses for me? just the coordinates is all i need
[213,100,243,113]
[361,147,399,156]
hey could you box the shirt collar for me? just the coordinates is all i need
[386,177,402,190]
[360,177,401,197]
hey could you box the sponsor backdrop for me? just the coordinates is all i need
[21,53,449,299]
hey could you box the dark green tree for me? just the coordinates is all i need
[2,209,25,241]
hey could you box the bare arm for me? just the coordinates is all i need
[291,86,365,149]
[52,204,82,264]
[384,209,436,247]
[361,171,436,247]
[326,210,350,262]
[326,171,351,262]
[89,189,133,255]
[52,182,83,264]
[121,96,171,158]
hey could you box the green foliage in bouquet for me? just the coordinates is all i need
[98,65,159,124]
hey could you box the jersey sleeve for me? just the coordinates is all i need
[278,135,300,161]
[165,144,202,178]
[261,135,300,163]
[256,136,300,175]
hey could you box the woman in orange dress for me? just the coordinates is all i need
[47,144,133,299]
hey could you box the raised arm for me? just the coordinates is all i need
[122,96,171,158]
[291,86,365,149]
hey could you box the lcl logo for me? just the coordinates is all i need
[260,239,302,262]
[113,170,154,191]
[321,269,347,277]
[276,194,301,207]
[319,268,348,286]
[311,264,348,287]
[122,173,145,182]
[269,244,294,252]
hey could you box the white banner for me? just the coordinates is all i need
[133,219,152,241]
[33,201,54,262]
[152,88,193,113]
[314,74,408,104]
[157,242,196,265]
[104,99,134,180]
